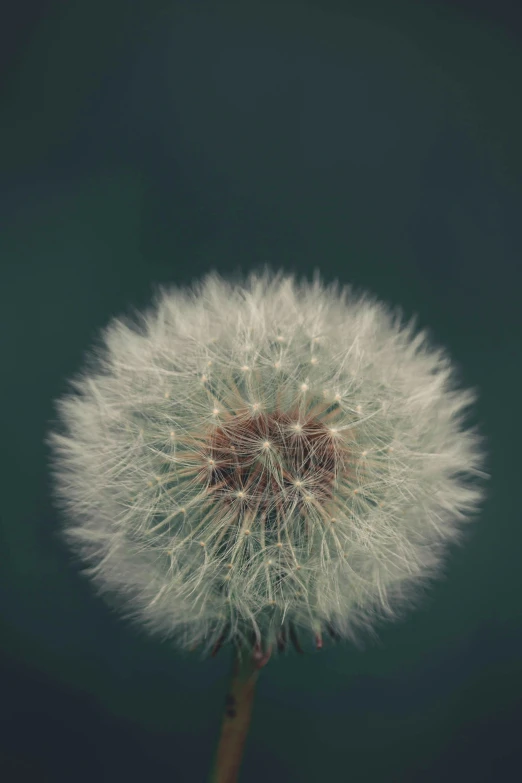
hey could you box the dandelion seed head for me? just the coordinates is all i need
[48,268,487,656]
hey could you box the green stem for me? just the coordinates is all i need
[208,647,266,783]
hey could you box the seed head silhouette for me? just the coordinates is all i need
[48,269,486,781]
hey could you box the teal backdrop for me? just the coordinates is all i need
[1,1,520,781]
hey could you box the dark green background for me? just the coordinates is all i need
[1,1,521,781]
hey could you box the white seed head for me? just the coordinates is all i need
[48,269,487,656]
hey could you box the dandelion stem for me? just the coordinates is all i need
[209,645,270,783]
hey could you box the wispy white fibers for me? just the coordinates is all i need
[48,269,487,656]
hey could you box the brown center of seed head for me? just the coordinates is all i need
[205,410,343,517]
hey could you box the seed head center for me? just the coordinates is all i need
[205,410,342,514]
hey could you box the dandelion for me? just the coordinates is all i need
[48,268,487,782]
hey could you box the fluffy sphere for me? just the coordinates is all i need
[49,270,486,655]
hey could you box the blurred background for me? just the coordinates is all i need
[1,1,521,781]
